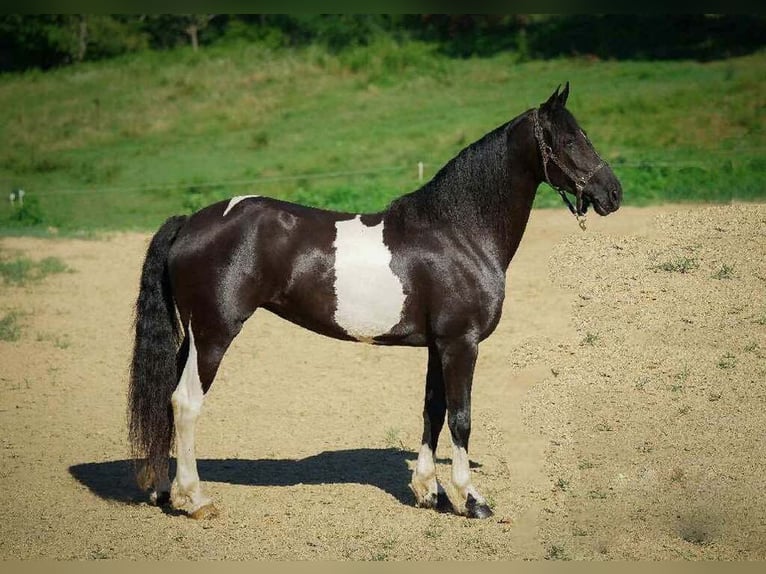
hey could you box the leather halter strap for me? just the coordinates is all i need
[532,109,606,230]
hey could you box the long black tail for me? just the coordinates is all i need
[128,215,188,482]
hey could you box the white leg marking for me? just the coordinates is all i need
[223,195,260,217]
[410,443,441,506]
[451,441,486,513]
[333,215,406,340]
[170,323,212,514]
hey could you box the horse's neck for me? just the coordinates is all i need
[389,114,539,270]
[500,175,537,268]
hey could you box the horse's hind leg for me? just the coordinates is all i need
[410,343,448,510]
[169,323,214,518]
[170,317,240,519]
[137,458,171,506]
[138,336,192,507]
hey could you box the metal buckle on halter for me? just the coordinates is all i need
[557,186,587,231]
[574,181,588,231]
[575,205,587,231]
[532,109,605,232]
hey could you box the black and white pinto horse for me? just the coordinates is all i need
[128,84,621,520]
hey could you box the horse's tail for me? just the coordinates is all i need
[128,214,188,484]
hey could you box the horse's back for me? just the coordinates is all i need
[168,196,353,338]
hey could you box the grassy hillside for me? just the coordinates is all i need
[0,39,763,233]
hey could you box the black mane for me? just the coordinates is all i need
[387,111,531,232]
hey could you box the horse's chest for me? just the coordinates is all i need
[332,216,406,341]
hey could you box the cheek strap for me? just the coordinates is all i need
[532,109,607,230]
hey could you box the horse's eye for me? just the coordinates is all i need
[565,139,576,149]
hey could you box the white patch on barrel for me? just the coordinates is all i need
[223,195,260,217]
[333,215,405,341]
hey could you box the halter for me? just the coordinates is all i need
[532,109,606,231]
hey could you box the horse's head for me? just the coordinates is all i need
[534,82,622,216]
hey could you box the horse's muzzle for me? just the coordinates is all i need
[588,181,622,216]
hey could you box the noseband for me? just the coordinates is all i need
[532,109,606,230]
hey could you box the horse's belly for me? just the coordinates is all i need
[333,216,406,341]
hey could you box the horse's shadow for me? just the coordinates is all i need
[69,448,452,507]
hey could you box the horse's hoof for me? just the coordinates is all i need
[415,492,438,509]
[435,490,452,513]
[466,494,493,519]
[412,483,451,513]
[189,503,218,520]
[151,490,171,506]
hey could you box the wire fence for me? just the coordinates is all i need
[17,165,411,198]
[2,148,764,200]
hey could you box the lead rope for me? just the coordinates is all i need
[532,109,606,232]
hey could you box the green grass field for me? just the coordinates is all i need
[0,39,763,234]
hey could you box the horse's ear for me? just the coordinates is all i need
[542,84,561,111]
[560,81,570,107]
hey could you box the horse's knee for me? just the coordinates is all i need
[448,408,471,447]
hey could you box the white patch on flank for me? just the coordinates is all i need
[170,323,212,514]
[333,215,406,341]
[223,195,260,216]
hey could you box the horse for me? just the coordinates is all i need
[128,83,622,520]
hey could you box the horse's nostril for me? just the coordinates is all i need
[610,189,620,203]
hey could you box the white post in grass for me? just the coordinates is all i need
[17,189,24,207]
[418,161,424,182]
[9,192,15,207]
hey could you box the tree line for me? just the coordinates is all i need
[1,14,764,72]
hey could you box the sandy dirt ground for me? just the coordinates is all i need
[0,203,764,561]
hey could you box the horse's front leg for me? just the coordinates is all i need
[410,343,449,510]
[438,336,493,519]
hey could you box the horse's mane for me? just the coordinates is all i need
[386,111,530,230]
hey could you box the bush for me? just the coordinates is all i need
[0,15,148,71]
[338,39,445,84]
[8,195,45,226]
